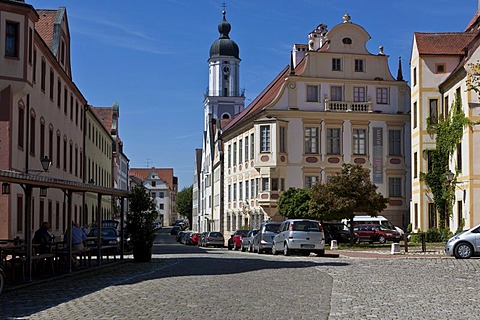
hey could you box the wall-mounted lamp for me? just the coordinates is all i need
[446,170,455,183]
[39,187,48,197]
[40,156,52,172]
[88,179,95,184]
[2,182,10,195]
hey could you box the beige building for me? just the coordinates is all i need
[0,3,86,238]
[83,105,114,226]
[220,14,411,237]
[410,5,480,232]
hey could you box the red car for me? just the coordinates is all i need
[228,230,250,250]
[189,233,201,245]
[353,224,401,244]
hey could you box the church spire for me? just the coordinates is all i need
[397,56,404,81]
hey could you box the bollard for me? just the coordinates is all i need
[391,242,401,254]
[330,240,338,250]
[421,232,426,252]
[403,233,408,253]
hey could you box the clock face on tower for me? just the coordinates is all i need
[223,66,230,75]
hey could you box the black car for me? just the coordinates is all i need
[323,222,358,244]
[86,227,120,248]
[170,226,181,235]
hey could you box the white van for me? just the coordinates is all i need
[341,215,404,236]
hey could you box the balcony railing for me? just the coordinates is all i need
[325,99,372,112]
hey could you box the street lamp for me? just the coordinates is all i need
[40,156,52,172]
[446,170,455,184]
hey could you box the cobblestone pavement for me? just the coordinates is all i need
[0,230,478,320]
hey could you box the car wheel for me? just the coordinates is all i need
[258,247,263,254]
[378,235,386,244]
[316,249,325,257]
[454,242,473,259]
[241,244,246,252]
[283,242,291,256]
[272,243,278,255]
[233,242,239,251]
[248,243,253,253]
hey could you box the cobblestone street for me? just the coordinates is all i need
[0,230,478,319]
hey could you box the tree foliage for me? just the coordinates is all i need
[422,94,472,228]
[176,185,193,224]
[278,187,312,219]
[127,185,157,248]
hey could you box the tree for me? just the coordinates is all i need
[176,185,193,225]
[311,164,388,244]
[422,94,472,228]
[277,187,312,219]
[127,185,157,262]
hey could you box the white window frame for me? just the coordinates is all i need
[304,127,319,154]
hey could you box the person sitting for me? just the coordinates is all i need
[33,222,54,254]
[64,221,87,267]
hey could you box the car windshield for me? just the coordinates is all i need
[209,232,222,237]
[265,224,280,232]
[381,221,396,230]
[328,224,348,231]
[293,221,320,232]
[377,225,392,231]
[238,230,249,236]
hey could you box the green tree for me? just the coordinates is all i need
[422,94,471,228]
[127,185,157,249]
[176,185,193,224]
[311,164,388,244]
[277,187,312,219]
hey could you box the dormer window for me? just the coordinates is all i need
[435,63,446,74]
[342,37,352,45]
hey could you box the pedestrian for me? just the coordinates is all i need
[33,221,55,254]
[64,221,87,267]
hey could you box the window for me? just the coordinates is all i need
[330,86,343,101]
[389,177,402,197]
[305,176,319,189]
[227,145,231,168]
[429,99,438,124]
[239,139,243,163]
[30,114,35,155]
[444,96,449,119]
[413,67,417,86]
[159,204,164,210]
[260,125,270,152]
[41,60,46,92]
[262,178,269,191]
[75,101,79,125]
[435,63,446,74]
[33,50,37,82]
[239,182,243,200]
[306,85,319,102]
[233,142,237,165]
[245,180,249,199]
[49,127,53,162]
[5,22,19,57]
[69,142,73,173]
[426,150,433,173]
[18,106,24,149]
[56,133,61,168]
[228,185,231,202]
[245,137,249,160]
[354,59,364,72]
[279,126,287,153]
[414,203,418,229]
[151,181,156,187]
[428,203,436,228]
[233,183,237,201]
[28,28,33,63]
[457,143,462,171]
[332,58,341,71]
[250,179,255,198]
[49,70,54,99]
[353,129,366,155]
[327,128,341,155]
[376,88,389,104]
[57,79,61,108]
[271,178,278,191]
[250,133,254,159]
[353,87,366,102]
[304,127,319,154]
[70,95,73,121]
[40,122,45,157]
[64,88,68,115]
[413,102,417,129]
[414,152,418,179]
[63,138,67,171]
[342,37,352,44]
[388,129,402,156]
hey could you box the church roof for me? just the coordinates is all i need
[414,32,477,55]
[209,10,239,59]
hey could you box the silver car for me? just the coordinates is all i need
[272,219,325,256]
[241,229,258,252]
[253,222,281,254]
[445,224,480,259]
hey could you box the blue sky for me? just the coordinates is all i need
[27,0,477,189]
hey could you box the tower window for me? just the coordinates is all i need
[342,37,352,44]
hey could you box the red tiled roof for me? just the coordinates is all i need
[91,107,113,133]
[414,32,477,55]
[129,168,176,191]
[222,66,290,133]
[465,12,479,32]
[35,10,58,49]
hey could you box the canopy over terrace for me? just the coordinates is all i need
[0,169,130,281]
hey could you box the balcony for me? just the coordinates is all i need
[325,99,372,112]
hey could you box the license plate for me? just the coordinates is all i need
[301,244,315,249]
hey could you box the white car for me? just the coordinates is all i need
[272,219,325,256]
[445,224,480,259]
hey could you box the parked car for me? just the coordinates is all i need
[228,229,250,250]
[198,232,209,247]
[180,232,193,245]
[272,219,325,256]
[170,226,181,235]
[189,233,202,246]
[241,229,258,252]
[176,231,187,242]
[323,222,358,244]
[445,224,480,259]
[202,231,224,248]
[353,224,401,244]
[86,227,120,249]
[253,222,282,254]
[342,215,404,237]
